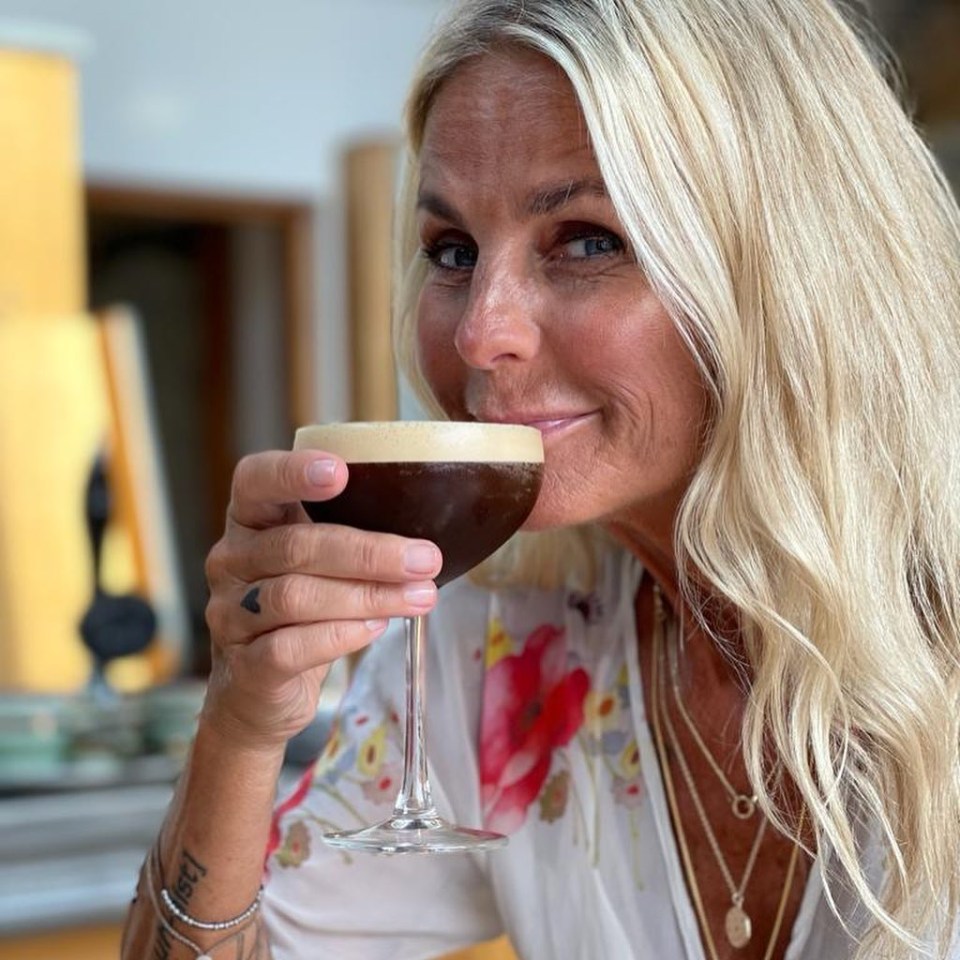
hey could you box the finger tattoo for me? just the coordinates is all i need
[241,586,262,614]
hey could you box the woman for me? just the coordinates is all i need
[122,0,960,958]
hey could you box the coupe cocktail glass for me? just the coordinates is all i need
[294,421,544,853]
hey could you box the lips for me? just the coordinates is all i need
[473,409,598,435]
[524,413,595,433]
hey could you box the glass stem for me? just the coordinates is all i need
[394,614,437,818]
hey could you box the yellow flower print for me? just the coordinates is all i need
[618,738,641,780]
[584,689,620,733]
[356,724,387,777]
[485,617,515,668]
[314,722,343,775]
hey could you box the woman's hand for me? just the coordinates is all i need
[201,449,443,751]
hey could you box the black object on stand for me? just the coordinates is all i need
[78,452,157,701]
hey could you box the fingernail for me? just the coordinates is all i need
[366,619,388,633]
[404,543,440,575]
[403,583,436,607]
[307,458,337,486]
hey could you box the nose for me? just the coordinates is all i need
[453,258,541,369]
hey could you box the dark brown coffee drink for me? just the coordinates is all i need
[303,460,542,586]
[294,422,544,585]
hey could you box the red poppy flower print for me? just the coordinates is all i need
[480,624,590,833]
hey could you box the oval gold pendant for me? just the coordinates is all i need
[725,905,752,948]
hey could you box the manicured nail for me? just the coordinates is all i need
[307,458,337,486]
[404,543,440,575]
[366,619,388,633]
[403,583,436,607]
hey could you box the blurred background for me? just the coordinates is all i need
[0,0,956,957]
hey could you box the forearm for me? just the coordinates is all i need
[125,444,428,956]
[121,719,285,959]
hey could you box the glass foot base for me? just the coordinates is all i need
[322,814,507,854]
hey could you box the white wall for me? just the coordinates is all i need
[0,0,445,193]
[0,0,449,419]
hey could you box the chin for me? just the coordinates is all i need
[522,466,603,528]
[521,495,591,533]
[519,512,560,533]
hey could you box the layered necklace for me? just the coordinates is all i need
[649,583,803,958]
[667,630,759,821]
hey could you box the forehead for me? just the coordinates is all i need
[419,48,597,189]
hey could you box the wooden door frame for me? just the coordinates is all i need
[85,181,317,430]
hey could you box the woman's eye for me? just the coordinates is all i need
[422,241,477,270]
[560,231,624,260]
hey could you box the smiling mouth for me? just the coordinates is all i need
[526,414,594,434]
[478,410,598,436]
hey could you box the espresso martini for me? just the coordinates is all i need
[293,420,544,853]
[295,421,544,585]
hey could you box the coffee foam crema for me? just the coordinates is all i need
[294,421,543,463]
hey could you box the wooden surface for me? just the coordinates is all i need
[0,924,120,960]
[345,139,400,422]
[0,928,518,959]
[0,48,84,316]
[442,937,520,960]
[97,307,188,683]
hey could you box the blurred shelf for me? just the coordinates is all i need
[0,765,306,936]
[0,782,172,935]
[0,752,182,798]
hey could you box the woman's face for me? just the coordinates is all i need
[416,49,706,549]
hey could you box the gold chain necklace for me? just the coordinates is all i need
[667,621,758,820]
[660,617,768,946]
[650,583,803,959]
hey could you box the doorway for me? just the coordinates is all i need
[85,184,315,672]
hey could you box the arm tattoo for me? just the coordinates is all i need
[152,921,174,960]
[152,847,207,959]
[167,848,208,913]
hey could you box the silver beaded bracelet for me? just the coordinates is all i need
[146,847,262,960]
[148,879,211,960]
[160,883,264,931]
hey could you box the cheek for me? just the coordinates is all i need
[416,305,465,414]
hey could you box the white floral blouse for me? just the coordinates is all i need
[261,550,920,960]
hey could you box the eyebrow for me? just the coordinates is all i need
[416,177,609,225]
[526,178,608,216]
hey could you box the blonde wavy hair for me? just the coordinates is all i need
[392,0,960,955]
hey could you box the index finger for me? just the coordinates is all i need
[227,450,347,530]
